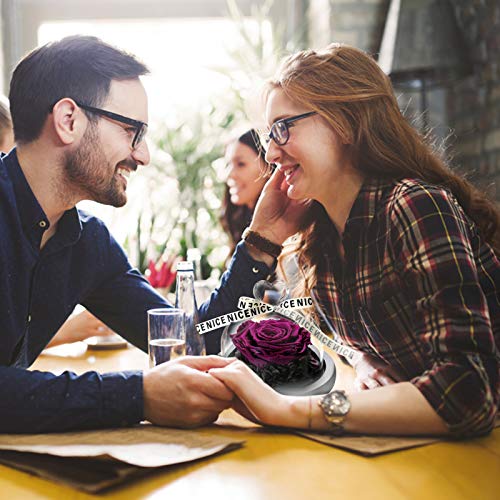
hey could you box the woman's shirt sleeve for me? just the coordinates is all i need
[388,182,499,437]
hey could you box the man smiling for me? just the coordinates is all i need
[0,36,277,433]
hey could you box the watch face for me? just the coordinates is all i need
[323,391,350,417]
[336,396,350,416]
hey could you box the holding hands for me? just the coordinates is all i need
[142,356,303,430]
[209,360,286,426]
[143,356,236,428]
[209,360,308,429]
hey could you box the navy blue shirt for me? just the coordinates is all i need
[0,149,271,432]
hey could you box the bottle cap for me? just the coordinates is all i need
[177,261,194,272]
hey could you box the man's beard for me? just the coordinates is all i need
[63,124,127,208]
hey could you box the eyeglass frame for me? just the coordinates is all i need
[264,111,317,147]
[74,101,148,150]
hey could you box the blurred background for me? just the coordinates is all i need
[1,0,499,285]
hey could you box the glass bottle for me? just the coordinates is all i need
[175,261,206,356]
[186,248,202,281]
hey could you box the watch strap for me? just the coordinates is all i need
[242,228,283,259]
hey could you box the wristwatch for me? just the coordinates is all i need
[318,390,351,434]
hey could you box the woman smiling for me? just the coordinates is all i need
[211,44,500,438]
[221,129,268,262]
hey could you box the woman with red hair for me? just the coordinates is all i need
[211,44,499,438]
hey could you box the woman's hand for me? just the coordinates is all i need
[250,168,310,245]
[47,310,112,347]
[209,360,291,427]
[352,352,402,390]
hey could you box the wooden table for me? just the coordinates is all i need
[0,342,498,500]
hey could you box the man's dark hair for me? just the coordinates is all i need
[9,35,149,144]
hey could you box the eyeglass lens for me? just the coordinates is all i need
[273,121,288,145]
[133,124,147,149]
[262,121,288,149]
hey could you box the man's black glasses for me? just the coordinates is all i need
[75,101,147,150]
[264,111,317,147]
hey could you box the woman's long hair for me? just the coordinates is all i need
[220,129,267,260]
[267,44,500,296]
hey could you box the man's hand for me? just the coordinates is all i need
[250,168,310,245]
[143,356,236,428]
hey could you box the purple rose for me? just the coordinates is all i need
[232,317,311,368]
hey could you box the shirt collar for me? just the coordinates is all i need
[343,177,394,241]
[4,148,82,249]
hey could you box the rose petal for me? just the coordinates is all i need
[233,317,311,366]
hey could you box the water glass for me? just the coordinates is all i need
[147,308,186,367]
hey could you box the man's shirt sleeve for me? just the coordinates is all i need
[83,231,272,355]
[17,226,272,434]
[80,223,169,352]
[0,366,143,433]
[389,183,499,437]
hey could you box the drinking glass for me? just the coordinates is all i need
[147,308,186,367]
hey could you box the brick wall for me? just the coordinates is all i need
[308,0,499,200]
[319,0,389,54]
[308,0,389,52]
[448,0,500,200]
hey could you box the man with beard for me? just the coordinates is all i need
[0,36,285,432]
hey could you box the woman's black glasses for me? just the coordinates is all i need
[264,111,317,148]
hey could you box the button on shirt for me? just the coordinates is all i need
[313,178,499,437]
[0,150,272,433]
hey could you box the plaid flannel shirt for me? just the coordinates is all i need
[313,178,499,437]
